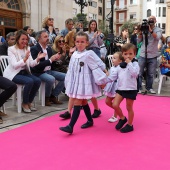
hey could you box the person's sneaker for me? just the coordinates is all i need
[138,90,142,94]
[59,111,71,119]
[59,125,73,134]
[0,116,3,124]
[147,89,156,94]
[91,109,101,118]
[120,124,134,133]
[115,117,127,130]
[108,116,118,123]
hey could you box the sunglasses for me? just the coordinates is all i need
[58,40,65,43]
[48,18,54,21]
[134,28,138,30]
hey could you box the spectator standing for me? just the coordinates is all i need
[42,15,57,46]
[60,18,74,37]
[86,19,103,58]
[137,16,162,94]
[23,26,37,46]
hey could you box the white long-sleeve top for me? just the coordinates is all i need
[107,61,139,90]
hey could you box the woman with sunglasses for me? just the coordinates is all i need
[51,35,70,73]
[130,25,140,52]
[42,15,57,46]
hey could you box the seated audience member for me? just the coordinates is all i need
[0,32,15,56]
[23,26,37,46]
[0,76,17,124]
[0,33,6,45]
[30,30,66,106]
[60,18,74,37]
[3,30,45,113]
[115,28,130,52]
[52,35,70,73]
[42,15,57,46]
[160,37,170,76]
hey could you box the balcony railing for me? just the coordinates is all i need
[115,19,127,24]
[114,5,127,11]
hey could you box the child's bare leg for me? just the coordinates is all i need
[119,98,134,133]
[112,94,128,130]
[126,99,134,125]
[91,97,101,118]
[112,94,124,119]
[105,96,114,108]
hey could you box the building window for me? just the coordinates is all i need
[158,23,160,28]
[98,0,102,3]
[119,0,125,9]
[130,13,136,19]
[147,9,151,17]
[162,23,166,33]
[89,1,97,8]
[162,7,166,17]
[130,0,137,5]
[98,7,102,16]
[119,13,125,22]
[158,7,161,17]
[106,1,111,8]
[0,0,20,11]
[160,0,164,3]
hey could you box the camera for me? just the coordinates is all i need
[140,19,154,33]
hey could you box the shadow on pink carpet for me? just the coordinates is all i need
[0,95,170,170]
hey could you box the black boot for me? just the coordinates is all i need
[81,121,93,129]
[91,109,101,118]
[59,125,73,134]
[59,111,71,119]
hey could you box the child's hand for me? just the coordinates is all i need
[125,58,131,63]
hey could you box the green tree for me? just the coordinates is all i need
[98,20,110,37]
[73,13,88,28]
[121,20,139,36]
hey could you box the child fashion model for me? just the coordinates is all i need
[59,31,107,134]
[107,43,139,133]
[103,52,124,123]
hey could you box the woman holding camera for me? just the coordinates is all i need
[85,19,103,58]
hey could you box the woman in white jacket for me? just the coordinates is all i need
[3,30,46,113]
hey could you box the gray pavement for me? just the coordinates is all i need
[0,79,170,133]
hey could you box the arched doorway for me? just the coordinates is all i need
[0,0,23,38]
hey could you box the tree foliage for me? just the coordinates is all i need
[121,20,139,36]
[73,13,88,28]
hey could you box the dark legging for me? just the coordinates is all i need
[0,76,17,107]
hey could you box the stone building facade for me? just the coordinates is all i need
[0,0,72,37]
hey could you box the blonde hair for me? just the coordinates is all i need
[52,35,64,52]
[42,15,53,28]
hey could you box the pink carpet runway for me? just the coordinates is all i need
[0,95,170,170]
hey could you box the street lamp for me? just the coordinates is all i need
[74,0,89,14]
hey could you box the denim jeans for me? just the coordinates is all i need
[0,76,17,107]
[89,47,101,58]
[38,70,65,97]
[12,73,41,104]
[138,57,157,90]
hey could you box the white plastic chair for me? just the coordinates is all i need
[107,55,114,69]
[157,74,168,94]
[0,55,23,113]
